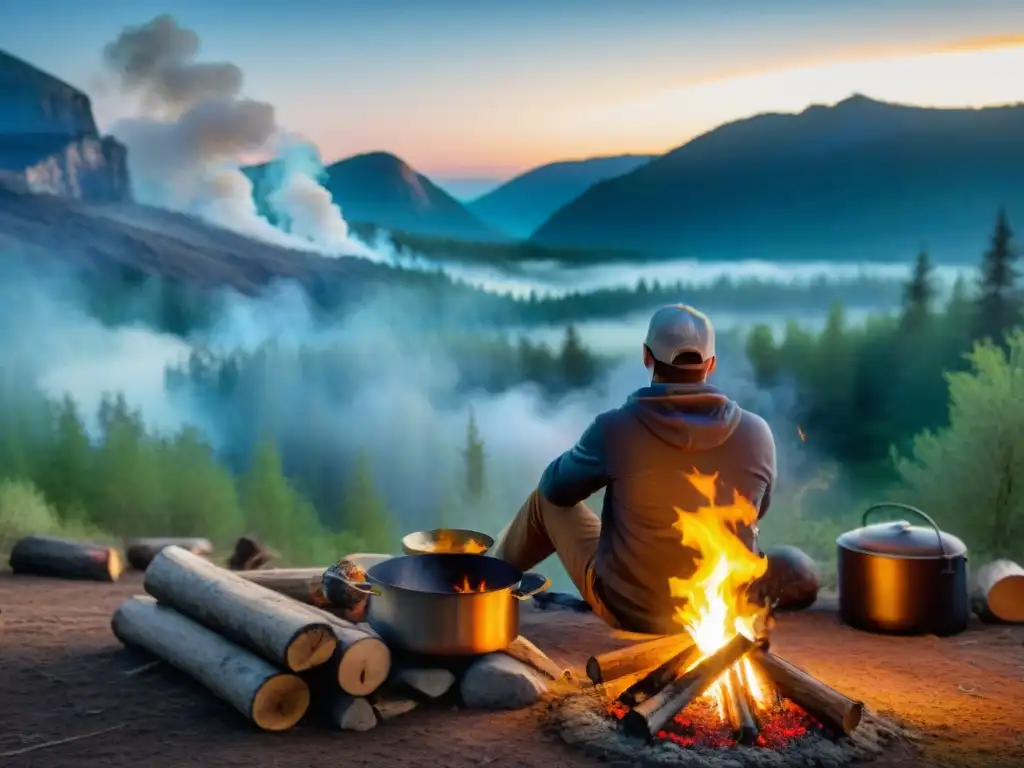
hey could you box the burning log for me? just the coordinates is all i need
[505,635,571,681]
[620,633,763,741]
[599,665,660,701]
[753,649,863,735]
[617,641,701,706]
[327,694,377,731]
[9,535,124,582]
[302,603,391,696]
[972,559,1024,624]
[239,568,328,605]
[586,633,694,685]
[112,596,310,731]
[143,546,337,672]
[723,668,759,746]
[124,537,213,571]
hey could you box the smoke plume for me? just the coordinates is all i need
[101,14,365,255]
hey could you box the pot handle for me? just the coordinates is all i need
[862,502,947,558]
[511,572,551,600]
[323,568,381,597]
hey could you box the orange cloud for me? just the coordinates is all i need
[936,33,1024,53]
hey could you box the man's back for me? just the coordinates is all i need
[539,382,776,635]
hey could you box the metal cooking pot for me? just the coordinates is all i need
[324,553,550,655]
[401,528,494,556]
[836,502,969,636]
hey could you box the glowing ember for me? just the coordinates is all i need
[668,471,770,716]
[606,695,824,749]
[426,530,489,554]
[452,574,487,593]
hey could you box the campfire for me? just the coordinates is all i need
[587,471,863,750]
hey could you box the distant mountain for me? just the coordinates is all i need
[435,177,506,201]
[469,154,655,238]
[530,96,1024,263]
[247,151,504,242]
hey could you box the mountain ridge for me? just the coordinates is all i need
[246,150,506,242]
[468,153,656,238]
[529,95,1024,263]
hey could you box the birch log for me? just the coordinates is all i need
[973,559,1024,623]
[302,603,391,695]
[144,546,336,672]
[112,596,310,731]
[239,568,327,604]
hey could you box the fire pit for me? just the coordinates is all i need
[549,471,911,766]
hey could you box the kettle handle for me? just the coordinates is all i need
[862,502,947,558]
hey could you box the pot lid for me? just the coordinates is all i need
[837,520,967,558]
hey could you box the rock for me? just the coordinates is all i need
[392,667,456,699]
[372,690,419,721]
[760,545,821,611]
[0,52,131,204]
[460,653,548,710]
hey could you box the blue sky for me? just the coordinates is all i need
[2,0,1023,188]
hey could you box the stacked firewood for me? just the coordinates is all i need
[110,546,566,733]
[585,632,865,743]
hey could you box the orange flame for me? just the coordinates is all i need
[427,530,489,554]
[669,471,771,716]
[452,574,487,593]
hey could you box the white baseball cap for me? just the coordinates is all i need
[644,304,715,368]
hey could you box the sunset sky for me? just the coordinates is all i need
[2,0,1023,190]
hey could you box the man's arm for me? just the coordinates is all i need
[538,417,610,507]
[757,421,777,520]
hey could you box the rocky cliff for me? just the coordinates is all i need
[0,50,130,203]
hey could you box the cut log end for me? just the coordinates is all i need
[337,636,392,696]
[285,625,339,672]
[843,700,865,734]
[108,549,125,581]
[976,560,1024,624]
[250,674,311,731]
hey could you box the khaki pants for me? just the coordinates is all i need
[492,488,620,628]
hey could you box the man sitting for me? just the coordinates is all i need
[492,304,777,635]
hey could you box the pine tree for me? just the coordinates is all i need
[902,248,935,328]
[559,323,596,389]
[340,453,395,553]
[239,436,296,552]
[976,207,1020,343]
[463,407,486,500]
[38,395,93,520]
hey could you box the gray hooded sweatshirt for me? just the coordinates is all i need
[538,382,776,635]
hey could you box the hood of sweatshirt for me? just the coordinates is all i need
[624,383,742,451]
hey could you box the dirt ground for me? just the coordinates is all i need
[1,572,1022,768]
